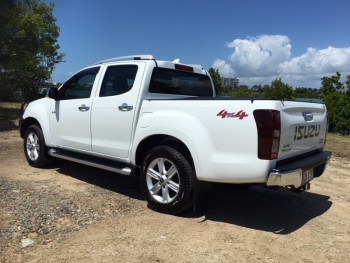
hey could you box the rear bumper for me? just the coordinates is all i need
[266,150,332,188]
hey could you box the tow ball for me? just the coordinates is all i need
[286,182,311,193]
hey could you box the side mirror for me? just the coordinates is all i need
[48,87,58,100]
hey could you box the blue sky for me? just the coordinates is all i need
[51,0,350,88]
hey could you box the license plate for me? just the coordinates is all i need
[301,169,314,185]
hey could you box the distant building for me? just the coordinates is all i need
[221,77,239,89]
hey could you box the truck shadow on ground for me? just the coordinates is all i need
[54,160,332,235]
[191,184,332,235]
[54,160,143,201]
[0,120,18,132]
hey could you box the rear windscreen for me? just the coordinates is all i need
[149,68,213,96]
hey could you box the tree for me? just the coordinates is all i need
[345,74,350,95]
[229,85,251,97]
[264,78,295,100]
[208,68,223,95]
[321,72,350,131]
[0,0,64,102]
[294,87,320,98]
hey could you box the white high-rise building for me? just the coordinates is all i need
[221,77,239,88]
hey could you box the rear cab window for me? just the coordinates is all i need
[149,68,213,97]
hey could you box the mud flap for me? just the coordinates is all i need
[193,179,212,211]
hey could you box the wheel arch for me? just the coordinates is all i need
[135,134,195,173]
[20,117,42,138]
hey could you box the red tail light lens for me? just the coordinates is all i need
[253,110,281,160]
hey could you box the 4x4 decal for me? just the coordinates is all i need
[217,110,248,119]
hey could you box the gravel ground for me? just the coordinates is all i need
[0,125,144,262]
[0,170,143,263]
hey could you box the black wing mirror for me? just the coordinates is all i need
[48,87,59,100]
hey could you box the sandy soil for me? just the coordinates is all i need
[0,124,349,263]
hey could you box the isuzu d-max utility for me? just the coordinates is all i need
[20,55,332,214]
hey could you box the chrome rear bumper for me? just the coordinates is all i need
[266,151,332,188]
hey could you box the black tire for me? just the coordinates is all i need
[24,125,49,167]
[140,145,194,214]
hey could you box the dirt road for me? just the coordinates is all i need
[1,124,349,263]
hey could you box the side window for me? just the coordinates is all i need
[99,65,138,97]
[59,67,100,100]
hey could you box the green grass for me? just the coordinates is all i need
[326,133,350,158]
[0,102,22,121]
[0,102,22,109]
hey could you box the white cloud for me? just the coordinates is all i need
[212,59,235,77]
[213,35,350,87]
[279,46,350,75]
[228,35,291,77]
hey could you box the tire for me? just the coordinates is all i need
[24,125,49,167]
[140,145,194,214]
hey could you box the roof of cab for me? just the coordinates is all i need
[94,55,206,74]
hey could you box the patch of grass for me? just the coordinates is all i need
[326,133,350,158]
[0,102,22,121]
[0,102,22,109]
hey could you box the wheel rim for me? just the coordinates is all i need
[26,132,40,161]
[146,158,180,204]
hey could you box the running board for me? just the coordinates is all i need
[48,149,132,175]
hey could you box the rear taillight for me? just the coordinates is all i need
[253,110,281,160]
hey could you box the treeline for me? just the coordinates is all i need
[220,84,321,99]
[209,68,322,100]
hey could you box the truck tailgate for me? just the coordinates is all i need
[278,101,328,160]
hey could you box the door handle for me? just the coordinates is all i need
[78,104,90,112]
[118,103,133,112]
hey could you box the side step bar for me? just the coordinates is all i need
[48,149,132,175]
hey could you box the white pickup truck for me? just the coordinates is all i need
[20,55,332,214]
